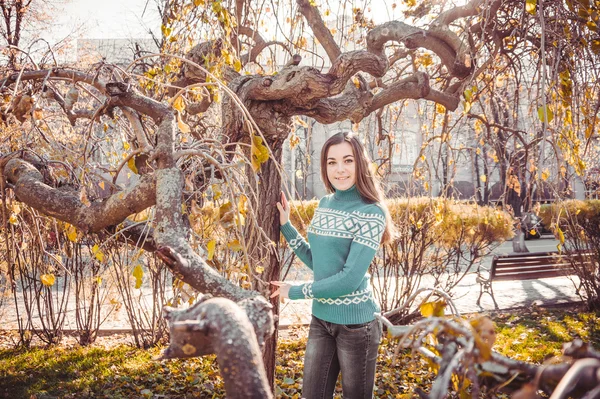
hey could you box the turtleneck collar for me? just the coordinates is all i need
[333,184,363,202]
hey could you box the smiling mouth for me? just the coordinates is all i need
[336,177,350,180]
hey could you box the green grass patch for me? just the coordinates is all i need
[0,307,598,398]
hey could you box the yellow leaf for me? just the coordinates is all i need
[8,214,18,224]
[128,209,149,222]
[463,101,471,114]
[419,300,446,317]
[420,302,434,317]
[463,88,472,102]
[235,212,246,227]
[128,157,138,174]
[41,274,55,287]
[227,240,243,251]
[557,227,565,244]
[295,117,308,128]
[585,125,593,139]
[123,142,130,151]
[526,0,537,15]
[541,169,550,181]
[480,175,487,183]
[289,134,301,148]
[251,135,270,171]
[66,224,78,242]
[537,105,554,123]
[173,96,185,112]
[132,264,144,289]
[212,184,222,200]
[530,229,537,235]
[95,276,102,285]
[255,265,264,273]
[92,244,105,263]
[98,181,105,190]
[177,112,191,133]
[238,194,248,216]
[193,0,204,5]
[207,239,216,261]
[219,202,234,227]
[233,59,242,72]
[221,48,234,65]
[161,25,172,37]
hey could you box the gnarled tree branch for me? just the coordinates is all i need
[5,158,157,233]
[296,0,341,63]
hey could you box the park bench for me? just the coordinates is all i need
[476,250,594,309]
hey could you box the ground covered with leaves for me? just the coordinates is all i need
[0,306,598,398]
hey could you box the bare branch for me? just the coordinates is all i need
[369,72,460,112]
[1,68,107,93]
[296,0,341,63]
[367,21,472,78]
[236,25,292,65]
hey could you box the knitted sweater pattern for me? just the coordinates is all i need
[280,185,385,324]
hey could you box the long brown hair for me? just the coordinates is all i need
[320,132,397,244]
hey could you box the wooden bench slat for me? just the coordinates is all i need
[493,270,576,281]
[495,259,572,267]
[494,261,593,270]
[494,265,573,275]
[494,261,575,269]
[495,254,592,262]
[493,251,594,259]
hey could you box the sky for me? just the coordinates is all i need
[45,0,409,43]
[46,0,161,42]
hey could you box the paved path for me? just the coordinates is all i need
[0,237,581,331]
[279,236,581,327]
[279,273,580,327]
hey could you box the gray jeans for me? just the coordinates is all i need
[302,315,382,399]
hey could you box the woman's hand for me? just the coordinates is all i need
[276,191,290,226]
[270,281,291,302]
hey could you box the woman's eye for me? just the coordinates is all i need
[328,162,335,166]
[345,159,354,163]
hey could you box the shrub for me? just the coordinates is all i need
[539,200,600,308]
[281,197,514,322]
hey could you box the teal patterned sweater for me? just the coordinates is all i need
[280,185,385,324]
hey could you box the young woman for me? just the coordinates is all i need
[271,131,397,399]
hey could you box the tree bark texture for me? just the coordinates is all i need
[161,297,273,399]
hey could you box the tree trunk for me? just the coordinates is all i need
[252,146,284,390]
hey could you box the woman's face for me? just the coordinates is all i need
[326,141,356,191]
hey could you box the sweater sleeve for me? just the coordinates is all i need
[280,221,313,270]
[288,206,386,300]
